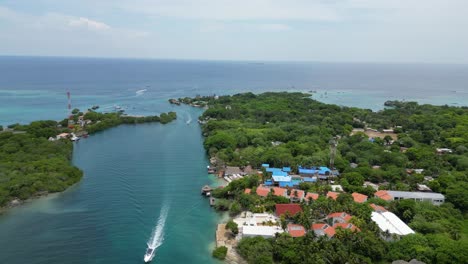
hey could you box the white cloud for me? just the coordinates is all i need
[68,17,111,31]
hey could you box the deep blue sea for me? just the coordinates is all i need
[0,56,467,264]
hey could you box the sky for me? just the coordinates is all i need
[0,0,467,63]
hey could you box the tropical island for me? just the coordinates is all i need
[182,92,467,264]
[0,109,177,208]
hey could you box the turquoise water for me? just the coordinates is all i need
[1,57,468,264]
[0,106,223,264]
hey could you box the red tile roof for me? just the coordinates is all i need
[370,203,387,212]
[333,223,359,232]
[272,187,287,197]
[244,188,251,194]
[305,192,319,201]
[311,223,335,237]
[256,186,271,197]
[287,224,306,237]
[327,212,352,222]
[375,190,393,201]
[326,191,339,200]
[290,189,305,199]
[352,192,368,203]
[275,204,302,217]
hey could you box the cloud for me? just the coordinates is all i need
[117,0,340,21]
[68,17,111,31]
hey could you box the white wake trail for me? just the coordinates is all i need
[145,204,169,262]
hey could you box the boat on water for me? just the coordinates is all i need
[144,246,155,263]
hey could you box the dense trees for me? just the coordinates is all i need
[0,132,82,206]
[197,92,468,264]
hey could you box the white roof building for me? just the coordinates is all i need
[242,225,283,238]
[371,211,415,237]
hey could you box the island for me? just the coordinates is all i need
[191,92,467,264]
[0,109,177,209]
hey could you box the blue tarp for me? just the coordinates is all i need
[282,167,291,172]
[262,164,270,168]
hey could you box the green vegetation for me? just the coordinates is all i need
[0,109,177,207]
[212,246,228,260]
[195,92,468,264]
[0,127,82,206]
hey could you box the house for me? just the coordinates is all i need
[327,212,352,225]
[370,203,387,213]
[305,192,319,202]
[289,189,305,202]
[374,190,444,205]
[255,186,271,197]
[242,225,284,238]
[326,191,339,200]
[272,187,288,197]
[56,133,69,139]
[363,181,379,191]
[333,223,359,232]
[311,223,335,238]
[371,211,415,239]
[287,224,306,237]
[374,190,393,201]
[244,188,252,194]
[275,204,302,217]
[352,192,368,203]
[282,167,292,173]
[416,184,432,192]
[302,177,317,183]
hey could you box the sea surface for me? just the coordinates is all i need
[0,56,467,264]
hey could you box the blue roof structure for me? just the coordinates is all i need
[279,181,295,187]
[264,180,273,186]
[282,167,291,172]
[303,177,317,182]
[272,170,288,177]
[298,166,331,175]
[262,164,270,168]
[272,175,292,182]
[266,167,282,173]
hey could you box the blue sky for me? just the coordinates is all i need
[0,0,467,63]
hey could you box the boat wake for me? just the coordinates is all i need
[136,89,147,96]
[186,114,192,125]
[144,204,169,263]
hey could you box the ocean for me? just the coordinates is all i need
[0,56,467,264]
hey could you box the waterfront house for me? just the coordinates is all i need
[275,204,302,217]
[287,224,306,237]
[352,192,368,203]
[311,223,335,238]
[374,190,444,205]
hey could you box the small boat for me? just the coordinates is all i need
[144,247,155,263]
[91,105,99,110]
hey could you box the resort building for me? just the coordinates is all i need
[311,223,335,238]
[327,212,352,225]
[305,192,319,203]
[371,211,415,239]
[287,224,306,237]
[352,192,368,203]
[289,189,305,202]
[275,204,302,217]
[375,190,445,205]
[326,191,339,200]
[298,166,335,179]
[242,225,284,238]
[370,203,387,213]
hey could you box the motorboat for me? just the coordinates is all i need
[144,247,155,263]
